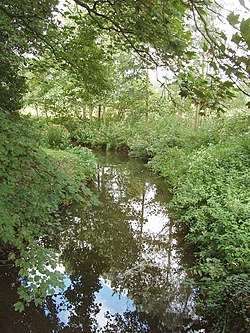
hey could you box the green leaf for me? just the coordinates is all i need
[219,44,226,52]
[210,61,218,71]
[227,12,240,26]
[223,81,234,88]
[193,88,204,98]
[232,33,242,45]
[14,301,24,312]
[34,298,43,306]
[240,18,250,48]
[179,89,189,98]
[203,43,208,52]
[8,252,16,261]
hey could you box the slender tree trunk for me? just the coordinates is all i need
[74,105,78,118]
[103,105,106,126]
[145,69,149,124]
[44,100,48,118]
[35,103,39,118]
[194,103,200,131]
[178,98,184,117]
[82,105,86,119]
[89,105,93,122]
[98,105,101,119]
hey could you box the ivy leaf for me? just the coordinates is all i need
[227,12,240,27]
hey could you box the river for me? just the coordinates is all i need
[0,150,202,332]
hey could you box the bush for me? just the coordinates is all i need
[43,123,70,149]
[0,112,96,310]
[201,274,250,333]
[44,147,97,182]
[169,133,250,332]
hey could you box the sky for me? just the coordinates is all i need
[217,0,250,35]
[149,0,250,85]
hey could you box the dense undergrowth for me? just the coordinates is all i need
[39,113,250,332]
[0,111,96,310]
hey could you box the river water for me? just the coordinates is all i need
[0,150,202,332]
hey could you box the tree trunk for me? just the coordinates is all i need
[98,105,101,119]
[35,103,39,118]
[44,101,48,118]
[82,105,86,119]
[145,69,149,124]
[194,103,200,131]
[103,105,106,126]
[89,105,93,122]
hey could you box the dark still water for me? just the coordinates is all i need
[0,151,201,333]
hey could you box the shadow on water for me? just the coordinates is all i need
[0,150,203,333]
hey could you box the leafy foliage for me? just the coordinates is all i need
[201,274,250,333]
[45,146,97,181]
[54,112,250,331]
[1,0,250,327]
[42,123,71,149]
[0,111,96,309]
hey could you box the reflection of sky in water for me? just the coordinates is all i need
[99,165,188,285]
[48,275,134,328]
[48,158,198,330]
[95,279,135,327]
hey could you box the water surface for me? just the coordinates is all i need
[0,151,200,332]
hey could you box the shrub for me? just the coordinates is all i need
[43,123,70,149]
[44,147,97,183]
[0,112,96,310]
[169,134,250,331]
[201,274,250,333]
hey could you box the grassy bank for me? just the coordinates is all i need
[40,113,250,332]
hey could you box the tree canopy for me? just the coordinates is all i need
[1,0,249,118]
[0,1,249,331]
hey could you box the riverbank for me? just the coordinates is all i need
[0,112,97,310]
[39,113,250,332]
[1,148,199,332]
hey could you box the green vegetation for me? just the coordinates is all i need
[42,123,71,149]
[38,112,249,332]
[44,147,97,181]
[0,111,97,310]
[1,0,249,331]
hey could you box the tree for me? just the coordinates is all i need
[71,0,249,91]
[0,0,59,114]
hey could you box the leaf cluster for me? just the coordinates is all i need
[0,111,97,308]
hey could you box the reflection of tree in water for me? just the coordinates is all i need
[57,247,105,332]
[93,152,196,332]
[53,151,198,332]
[43,162,142,331]
[100,310,149,333]
[1,151,199,332]
[0,265,62,332]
